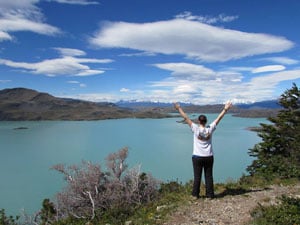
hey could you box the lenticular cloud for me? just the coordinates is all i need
[90,19,294,62]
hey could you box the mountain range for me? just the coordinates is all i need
[0,88,280,121]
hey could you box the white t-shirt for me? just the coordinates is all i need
[191,122,217,157]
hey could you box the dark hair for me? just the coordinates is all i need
[198,114,207,125]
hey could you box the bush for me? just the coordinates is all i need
[50,147,160,223]
[159,180,184,194]
[250,195,300,225]
[0,209,19,225]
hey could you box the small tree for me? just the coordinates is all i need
[106,147,128,180]
[247,83,300,179]
[51,147,160,221]
[52,160,108,220]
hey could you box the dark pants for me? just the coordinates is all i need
[192,155,214,198]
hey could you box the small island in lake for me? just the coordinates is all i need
[13,127,29,130]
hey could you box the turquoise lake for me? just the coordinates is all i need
[0,115,266,215]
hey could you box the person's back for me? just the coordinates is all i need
[191,120,216,157]
[174,101,232,199]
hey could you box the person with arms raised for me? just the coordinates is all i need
[174,101,233,199]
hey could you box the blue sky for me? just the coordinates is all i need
[0,0,299,104]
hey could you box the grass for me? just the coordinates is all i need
[53,177,299,225]
[1,176,299,225]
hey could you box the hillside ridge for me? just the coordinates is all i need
[0,88,170,120]
[0,87,279,120]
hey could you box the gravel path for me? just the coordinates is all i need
[163,183,300,225]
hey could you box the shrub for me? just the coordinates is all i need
[0,209,19,225]
[250,195,300,225]
[50,147,160,223]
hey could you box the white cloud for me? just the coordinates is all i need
[236,69,300,102]
[61,59,300,104]
[0,1,39,12]
[90,19,293,62]
[0,0,61,42]
[151,62,243,86]
[251,69,300,86]
[216,71,243,83]
[67,80,80,84]
[65,76,297,104]
[120,88,130,92]
[48,0,99,5]
[147,63,300,104]
[252,65,286,73]
[119,51,156,57]
[152,62,216,80]
[67,80,86,88]
[175,11,238,24]
[173,83,198,94]
[225,66,254,72]
[0,31,12,41]
[0,48,114,76]
[54,47,86,57]
[64,93,122,102]
[0,79,11,83]
[0,16,61,35]
[261,57,299,65]
[153,63,216,80]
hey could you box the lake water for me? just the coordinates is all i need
[0,115,266,215]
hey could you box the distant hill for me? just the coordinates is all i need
[116,100,281,118]
[0,88,281,120]
[116,100,281,109]
[0,88,171,121]
[116,100,192,108]
[236,100,281,109]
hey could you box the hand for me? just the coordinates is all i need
[173,102,180,110]
[224,100,233,111]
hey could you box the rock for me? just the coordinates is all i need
[156,205,168,212]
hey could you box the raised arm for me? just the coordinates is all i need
[213,101,233,125]
[174,102,193,127]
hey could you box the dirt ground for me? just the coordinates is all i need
[163,183,300,225]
